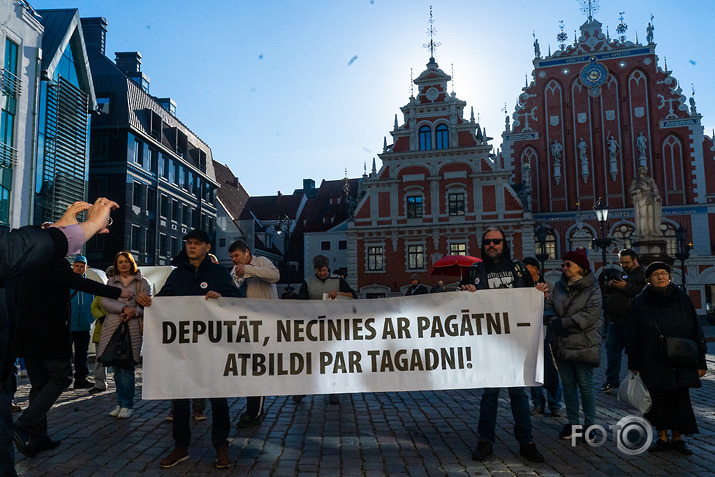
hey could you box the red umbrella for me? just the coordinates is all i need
[430,255,481,279]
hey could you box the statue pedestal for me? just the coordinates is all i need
[632,238,673,267]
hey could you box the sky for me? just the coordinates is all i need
[30,0,715,197]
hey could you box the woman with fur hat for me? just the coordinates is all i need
[544,248,602,441]
[627,262,707,454]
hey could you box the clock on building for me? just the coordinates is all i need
[579,56,608,97]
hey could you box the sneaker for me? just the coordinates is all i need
[30,438,61,453]
[649,439,671,453]
[235,412,265,429]
[159,447,189,468]
[117,407,133,419]
[88,387,106,395]
[109,405,121,417]
[193,410,207,421]
[559,424,574,440]
[520,442,544,463]
[10,401,22,412]
[215,445,231,469]
[671,440,692,455]
[599,383,618,393]
[73,378,94,389]
[471,440,494,461]
[165,412,174,421]
[530,406,545,416]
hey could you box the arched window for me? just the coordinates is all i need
[419,126,431,151]
[661,223,678,257]
[569,227,594,251]
[435,124,449,149]
[612,224,634,250]
[534,230,557,260]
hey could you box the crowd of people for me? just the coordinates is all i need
[1,202,709,474]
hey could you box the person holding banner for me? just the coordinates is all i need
[460,227,546,463]
[228,239,279,429]
[294,254,356,405]
[144,229,241,470]
[544,249,602,442]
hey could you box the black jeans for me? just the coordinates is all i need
[15,357,72,442]
[71,331,90,380]
[172,398,229,449]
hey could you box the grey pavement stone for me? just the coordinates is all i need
[9,340,715,475]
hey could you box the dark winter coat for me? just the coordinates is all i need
[459,260,534,290]
[627,284,706,391]
[14,258,122,359]
[157,254,240,298]
[604,265,646,325]
[545,271,602,367]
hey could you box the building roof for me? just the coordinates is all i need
[301,178,360,233]
[37,8,96,109]
[213,161,249,222]
[239,193,304,222]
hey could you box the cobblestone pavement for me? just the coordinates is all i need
[12,339,715,476]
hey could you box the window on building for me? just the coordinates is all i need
[367,246,384,271]
[147,188,156,216]
[132,182,142,208]
[448,192,465,216]
[208,217,214,234]
[149,148,158,174]
[133,139,144,166]
[321,241,331,251]
[662,224,678,257]
[131,225,141,251]
[407,244,425,269]
[419,125,431,151]
[534,230,557,260]
[435,124,449,149]
[173,162,180,185]
[90,134,109,161]
[219,238,226,247]
[159,233,167,256]
[160,154,169,179]
[407,196,423,218]
[172,236,180,256]
[160,194,169,218]
[96,96,110,114]
[179,167,185,189]
[612,224,634,251]
[146,229,154,257]
[449,243,467,255]
[339,240,347,250]
[0,38,19,226]
[172,199,180,222]
[181,204,188,225]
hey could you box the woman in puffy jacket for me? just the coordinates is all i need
[98,252,151,419]
[544,249,602,441]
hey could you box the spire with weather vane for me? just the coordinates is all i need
[423,6,441,61]
[557,20,568,51]
[616,11,628,43]
[579,0,599,23]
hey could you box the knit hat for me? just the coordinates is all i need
[645,261,670,278]
[563,249,590,272]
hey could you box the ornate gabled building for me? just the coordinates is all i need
[349,55,528,297]
[501,12,715,313]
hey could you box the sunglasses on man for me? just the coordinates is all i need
[483,238,503,245]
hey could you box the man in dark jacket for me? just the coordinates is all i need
[147,229,240,470]
[459,227,546,463]
[13,256,126,458]
[600,249,645,393]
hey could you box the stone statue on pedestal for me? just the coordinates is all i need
[629,166,662,238]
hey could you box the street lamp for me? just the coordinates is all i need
[674,225,691,290]
[592,198,613,270]
[535,224,549,272]
[276,214,291,280]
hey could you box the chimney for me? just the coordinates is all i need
[80,17,108,55]
[115,51,142,75]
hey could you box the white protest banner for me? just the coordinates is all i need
[142,288,544,399]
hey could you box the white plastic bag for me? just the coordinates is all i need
[617,371,652,414]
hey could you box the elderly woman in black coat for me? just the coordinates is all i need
[627,262,707,455]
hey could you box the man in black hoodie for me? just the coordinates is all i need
[460,227,546,463]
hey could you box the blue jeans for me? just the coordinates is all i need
[478,387,533,445]
[113,366,135,408]
[556,359,595,428]
[605,323,628,387]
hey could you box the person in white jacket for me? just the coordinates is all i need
[229,239,279,428]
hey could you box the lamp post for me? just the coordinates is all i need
[674,225,691,290]
[276,214,291,281]
[592,198,613,270]
[535,224,549,272]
